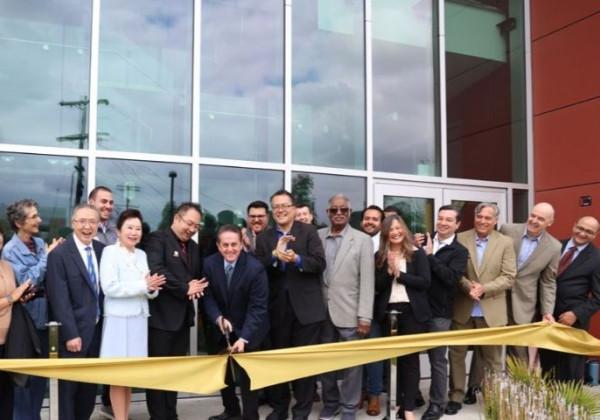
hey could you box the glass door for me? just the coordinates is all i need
[373,182,507,235]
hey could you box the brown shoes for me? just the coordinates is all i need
[366,395,381,416]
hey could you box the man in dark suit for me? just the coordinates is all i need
[255,190,327,420]
[144,202,208,420]
[540,216,600,382]
[46,204,105,420]
[204,224,269,420]
[415,205,468,420]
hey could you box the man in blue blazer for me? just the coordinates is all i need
[203,224,269,420]
[46,204,105,420]
[540,216,600,382]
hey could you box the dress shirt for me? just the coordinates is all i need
[273,226,303,269]
[433,234,455,254]
[561,239,589,261]
[73,235,99,295]
[517,229,541,269]
[95,220,118,246]
[471,235,489,317]
[323,225,348,285]
[371,233,380,254]
[389,256,409,303]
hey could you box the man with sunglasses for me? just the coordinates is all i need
[144,202,208,420]
[317,194,374,420]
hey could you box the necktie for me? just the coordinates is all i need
[557,246,577,277]
[85,246,100,321]
[85,246,97,291]
[225,264,234,288]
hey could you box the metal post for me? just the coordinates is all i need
[47,321,61,420]
[383,310,401,420]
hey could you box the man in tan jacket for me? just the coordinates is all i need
[446,202,516,416]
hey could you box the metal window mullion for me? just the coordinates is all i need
[284,0,293,191]
[191,0,202,206]
[437,0,448,179]
[524,0,534,209]
[365,0,373,205]
[87,0,102,192]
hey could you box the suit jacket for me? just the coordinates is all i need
[202,251,269,351]
[373,248,431,324]
[255,221,326,326]
[500,223,560,324]
[144,229,202,332]
[46,234,104,354]
[426,234,468,319]
[318,226,374,328]
[454,229,516,327]
[554,241,600,330]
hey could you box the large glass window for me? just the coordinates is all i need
[0,1,91,148]
[199,165,283,230]
[0,153,87,239]
[372,0,439,175]
[445,0,527,182]
[292,0,365,170]
[97,0,193,155]
[96,159,191,231]
[200,0,283,163]
[292,172,366,228]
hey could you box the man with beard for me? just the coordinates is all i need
[242,201,270,253]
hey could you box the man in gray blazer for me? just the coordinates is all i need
[318,194,374,420]
[500,202,561,362]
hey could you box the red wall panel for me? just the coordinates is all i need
[531,0,599,40]
[534,98,600,190]
[532,13,600,115]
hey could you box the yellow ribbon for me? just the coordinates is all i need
[1,322,599,394]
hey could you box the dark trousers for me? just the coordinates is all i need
[268,297,322,420]
[540,348,585,382]
[146,326,190,420]
[387,303,426,412]
[220,359,259,420]
[58,324,102,420]
[0,345,14,420]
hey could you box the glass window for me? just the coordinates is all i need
[292,172,366,228]
[200,0,283,163]
[382,195,435,235]
[96,159,191,231]
[199,165,283,232]
[372,0,439,175]
[292,0,365,169]
[0,153,87,240]
[512,189,529,223]
[97,0,193,155]
[0,1,91,148]
[445,0,527,182]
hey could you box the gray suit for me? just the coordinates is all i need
[500,223,560,325]
[318,225,374,419]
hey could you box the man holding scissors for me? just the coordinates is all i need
[203,224,269,420]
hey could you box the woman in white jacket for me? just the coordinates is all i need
[99,209,165,420]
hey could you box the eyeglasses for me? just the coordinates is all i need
[73,218,99,226]
[575,225,597,236]
[327,207,350,215]
[272,203,293,211]
[179,215,202,230]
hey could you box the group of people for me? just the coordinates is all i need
[0,186,599,420]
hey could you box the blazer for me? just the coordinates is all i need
[318,226,374,328]
[554,240,600,330]
[426,234,469,319]
[46,234,104,353]
[373,248,431,324]
[255,221,327,326]
[500,223,560,324]
[99,244,158,318]
[454,229,516,327]
[202,251,269,351]
[144,229,202,332]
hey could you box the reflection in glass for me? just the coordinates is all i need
[446,0,526,182]
[96,159,191,231]
[97,0,193,155]
[292,172,365,228]
[200,0,283,162]
[199,165,283,233]
[0,1,91,148]
[292,0,365,169]
[382,195,434,235]
[512,189,528,223]
[0,153,87,239]
[372,0,438,175]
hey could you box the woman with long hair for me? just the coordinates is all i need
[373,215,431,420]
